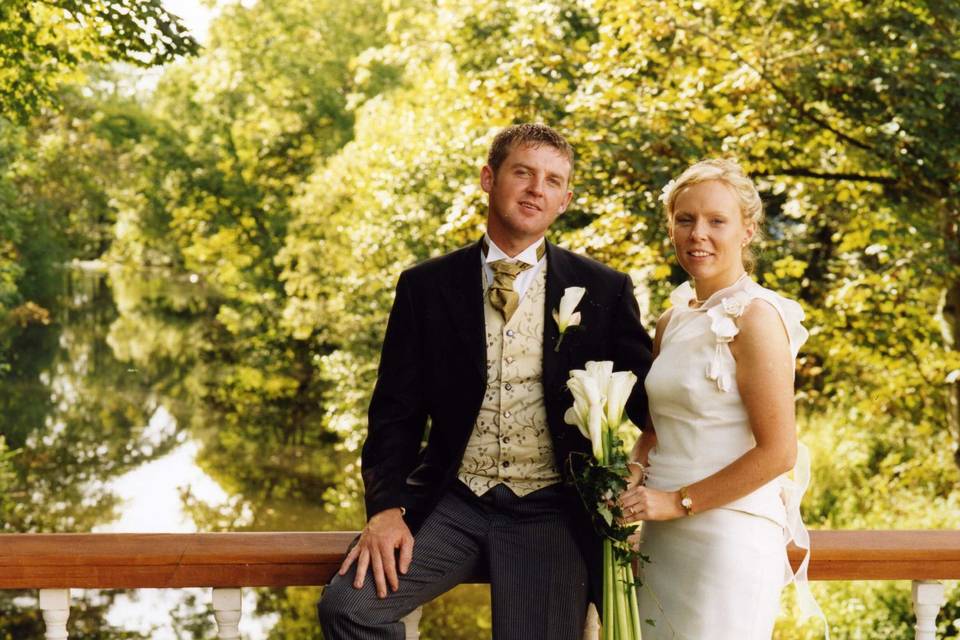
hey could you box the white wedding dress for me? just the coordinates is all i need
[637,275,825,639]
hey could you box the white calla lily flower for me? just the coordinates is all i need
[565,369,605,459]
[605,370,637,429]
[562,359,644,637]
[587,396,604,461]
[554,286,586,331]
[564,376,592,440]
[584,360,614,403]
[553,287,586,351]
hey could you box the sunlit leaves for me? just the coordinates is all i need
[0,0,199,123]
[1,0,958,635]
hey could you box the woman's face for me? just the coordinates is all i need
[669,180,755,291]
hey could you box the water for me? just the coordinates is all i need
[0,266,331,637]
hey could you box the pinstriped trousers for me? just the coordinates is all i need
[318,481,590,639]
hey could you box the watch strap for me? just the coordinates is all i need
[679,486,694,516]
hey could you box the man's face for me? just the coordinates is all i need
[481,142,573,248]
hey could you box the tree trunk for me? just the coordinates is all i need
[941,207,960,470]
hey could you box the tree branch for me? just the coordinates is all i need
[678,16,882,158]
[761,168,898,185]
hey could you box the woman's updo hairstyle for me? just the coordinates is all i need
[660,158,764,273]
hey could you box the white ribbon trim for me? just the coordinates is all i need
[780,442,830,638]
[704,293,748,392]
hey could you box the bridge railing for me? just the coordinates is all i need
[1,530,957,639]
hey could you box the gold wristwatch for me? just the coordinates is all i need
[679,486,694,516]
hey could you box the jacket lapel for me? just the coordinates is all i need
[436,239,579,393]
[543,241,576,393]
[439,239,486,382]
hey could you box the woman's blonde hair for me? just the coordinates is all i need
[662,158,764,272]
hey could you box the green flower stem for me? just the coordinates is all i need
[603,539,614,640]
[616,548,623,640]
[617,562,633,640]
[602,426,611,466]
[613,564,627,640]
[627,563,642,636]
[603,548,641,640]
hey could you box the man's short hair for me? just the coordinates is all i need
[487,123,575,182]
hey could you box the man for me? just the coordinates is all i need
[319,123,653,638]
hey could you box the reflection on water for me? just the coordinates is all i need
[0,265,344,637]
[94,419,274,638]
[95,433,242,639]
[93,408,227,535]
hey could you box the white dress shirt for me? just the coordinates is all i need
[481,234,546,301]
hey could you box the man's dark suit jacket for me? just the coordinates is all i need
[361,238,654,601]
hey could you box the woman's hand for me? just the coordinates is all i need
[626,460,646,488]
[620,485,685,522]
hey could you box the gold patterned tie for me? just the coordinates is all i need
[489,259,532,322]
[484,240,546,322]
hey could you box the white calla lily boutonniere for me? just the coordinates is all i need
[552,286,586,352]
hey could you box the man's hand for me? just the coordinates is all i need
[338,508,415,598]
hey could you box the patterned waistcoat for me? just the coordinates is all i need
[458,266,560,496]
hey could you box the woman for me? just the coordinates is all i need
[620,159,826,638]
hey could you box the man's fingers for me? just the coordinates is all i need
[353,547,370,589]
[338,544,360,576]
[370,547,388,599]
[398,533,414,575]
[382,541,400,593]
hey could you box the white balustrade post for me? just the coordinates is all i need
[39,588,70,640]
[212,587,243,639]
[400,605,422,640]
[912,580,946,640]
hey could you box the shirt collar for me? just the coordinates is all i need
[483,234,545,267]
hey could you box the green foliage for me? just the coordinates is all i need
[256,587,324,640]
[0,436,16,524]
[90,0,395,537]
[567,443,641,565]
[0,0,199,123]
[1,0,958,636]
[419,585,493,640]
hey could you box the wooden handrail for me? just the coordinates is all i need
[0,530,958,589]
[797,530,960,580]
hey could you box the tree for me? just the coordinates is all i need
[0,0,198,123]
[2,0,957,636]
[95,0,399,536]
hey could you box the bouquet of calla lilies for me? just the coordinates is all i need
[565,361,644,640]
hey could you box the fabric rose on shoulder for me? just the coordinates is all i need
[705,290,753,391]
[707,290,752,343]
